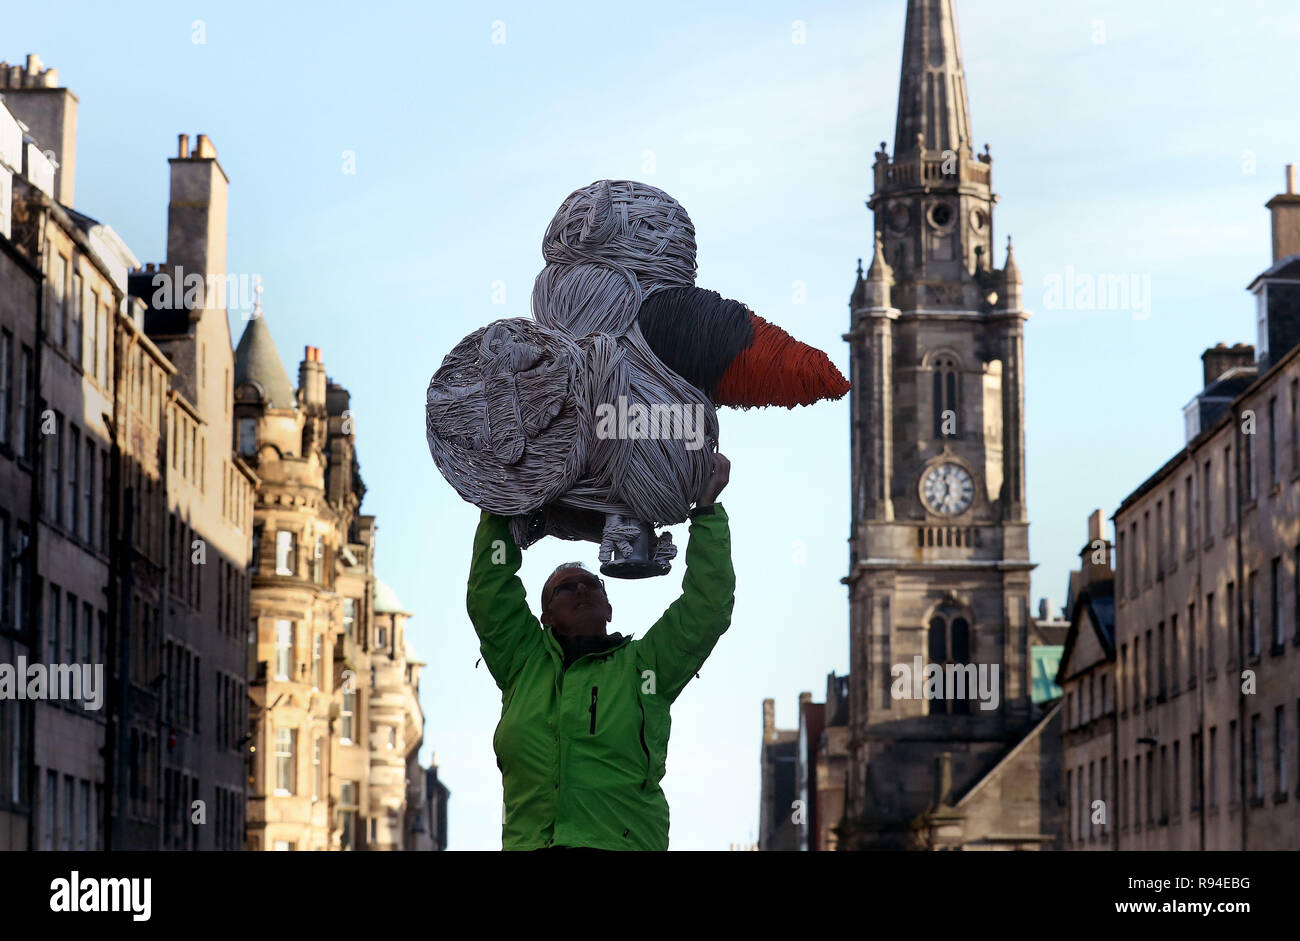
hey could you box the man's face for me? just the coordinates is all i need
[542,567,613,635]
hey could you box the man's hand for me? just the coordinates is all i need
[696,451,730,507]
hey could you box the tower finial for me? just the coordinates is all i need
[1002,235,1021,284]
[252,274,264,320]
[868,230,891,280]
[857,231,895,310]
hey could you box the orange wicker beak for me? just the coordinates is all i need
[714,311,851,409]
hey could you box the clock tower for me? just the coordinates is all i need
[841,0,1038,848]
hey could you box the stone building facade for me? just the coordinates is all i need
[760,674,852,852]
[1056,510,1117,849]
[0,56,256,850]
[237,319,430,850]
[0,52,439,851]
[1101,166,1300,850]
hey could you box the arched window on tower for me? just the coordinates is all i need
[928,610,973,716]
[932,355,961,439]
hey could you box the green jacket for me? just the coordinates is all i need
[466,503,735,850]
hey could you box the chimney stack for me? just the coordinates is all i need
[1078,507,1114,586]
[1266,163,1300,263]
[299,345,327,409]
[167,132,228,292]
[1202,342,1255,388]
[0,54,78,206]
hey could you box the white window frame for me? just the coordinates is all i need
[274,727,296,796]
[274,619,293,681]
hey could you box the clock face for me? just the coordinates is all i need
[922,462,974,516]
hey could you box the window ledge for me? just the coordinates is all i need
[1272,791,1289,805]
[1249,796,1265,808]
[1269,642,1285,657]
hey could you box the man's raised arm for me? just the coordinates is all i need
[638,454,735,702]
[466,510,544,691]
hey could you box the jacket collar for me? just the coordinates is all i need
[541,626,632,665]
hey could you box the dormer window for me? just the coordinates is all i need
[1256,287,1268,363]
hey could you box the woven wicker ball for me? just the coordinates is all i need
[425,318,592,516]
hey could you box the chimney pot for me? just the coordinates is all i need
[178,134,189,159]
[1288,164,1298,196]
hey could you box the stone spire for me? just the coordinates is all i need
[1000,235,1022,309]
[864,231,895,309]
[893,0,973,159]
[851,257,867,310]
[1002,235,1021,281]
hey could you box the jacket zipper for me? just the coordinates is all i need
[589,686,599,734]
[637,695,651,789]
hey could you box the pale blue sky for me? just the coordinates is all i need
[13,0,1299,849]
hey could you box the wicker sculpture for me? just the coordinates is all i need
[426,180,849,577]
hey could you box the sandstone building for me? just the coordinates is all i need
[0,55,255,851]
[0,53,440,850]
[1063,165,1300,850]
[237,316,430,850]
[1055,510,1116,850]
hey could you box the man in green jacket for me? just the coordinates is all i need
[466,453,734,850]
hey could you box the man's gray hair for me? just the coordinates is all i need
[541,561,597,611]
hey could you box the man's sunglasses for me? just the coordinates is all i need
[552,575,606,596]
